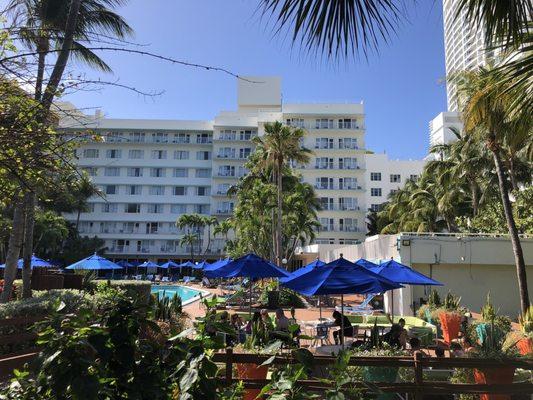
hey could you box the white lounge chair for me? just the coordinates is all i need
[134,274,142,281]
[161,276,170,282]
[335,294,379,315]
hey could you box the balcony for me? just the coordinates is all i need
[320,204,361,211]
[314,184,364,191]
[315,225,361,233]
[215,134,257,142]
[314,164,335,170]
[196,137,213,144]
[215,209,234,216]
[286,121,365,130]
[214,172,237,178]
[314,145,361,150]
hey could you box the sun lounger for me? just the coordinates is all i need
[134,274,142,280]
[161,276,170,282]
[335,294,380,315]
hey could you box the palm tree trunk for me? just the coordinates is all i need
[75,207,82,230]
[21,192,35,299]
[276,161,283,265]
[1,202,25,302]
[508,158,519,192]
[492,149,530,314]
[470,183,479,216]
[35,36,48,101]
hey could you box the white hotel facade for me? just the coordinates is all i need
[61,77,422,262]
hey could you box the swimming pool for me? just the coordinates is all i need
[151,285,206,306]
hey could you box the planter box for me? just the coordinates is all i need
[235,363,268,400]
[474,366,515,400]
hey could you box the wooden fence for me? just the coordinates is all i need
[212,348,533,398]
[0,315,44,379]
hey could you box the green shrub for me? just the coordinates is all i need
[94,280,151,304]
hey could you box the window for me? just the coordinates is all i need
[195,169,211,178]
[239,130,255,140]
[106,149,121,159]
[149,186,165,195]
[410,174,419,181]
[217,184,230,194]
[152,132,168,143]
[197,187,210,196]
[82,167,98,176]
[196,133,212,144]
[370,188,382,197]
[315,157,333,169]
[338,138,358,149]
[216,201,234,213]
[171,204,187,214]
[338,118,358,129]
[315,138,333,149]
[318,218,334,231]
[237,166,249,177]
[218,147,235,158]
[319,197,334,210]
[339,177,357,189]
[370,172,381,181]
[239,148,252,159]
[315,118,334,129]
[152,150,167,160]
[129,132,145,143]
[123,222,140,234]
[339,197,358,211]
[219,129,236,140]
[101,203,118,213]
[125,203,141,213]
[194,204,210,214]
[173,133,190,143]
[370,204,381,212]
[128,185,141,195]
[99,222,117,233]
[105,132,123,143]
[339,157,357,169]
[104,167,120,177]
[174,150,189,160]
[218,166,235,176]
[390,189,398,195]
[128,149,144,159]
[173,168,188,177]
[173,186,186,196]
[146,222,160,234]
[147,204,164,214]
[83,149,99,158]
[339,218,358,232]
[286,118,304,128]
[390,174,401,183]
[315,238,335,244]
[86,203,95,213]
[196,151,211,160]
[315,177,333,189]
[127,167,143,177]
[105,185,117,195]
[150,168,165,178]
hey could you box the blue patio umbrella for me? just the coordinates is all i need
[66,253,122,270]
[204,253,289,315]
[137,261,159,268]
[354,258,379,269]
[179,261,196,268]
[116,260,134,268]
[372,259,443,317]
[282,256,402,345]
[159,260,180,269]
[203,258,232,272]
[195,260,211,270]
[0,255,54,269]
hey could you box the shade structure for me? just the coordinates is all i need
[159,261,180,269]
[204,253,289,279]
[66,254,122,270]
[116,260,134,268]
[372,259,443,286]
[280,258,326,283]
[354,258,379,269]
[281,257,402,297]
[203,258,232,272]
[137,261,159,269]
[0,255,54,269]
[195,260,210,270]
[179,261,196,269]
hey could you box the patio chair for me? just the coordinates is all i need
[335,294,380,315]
[146,274,154,281]
[311,324,332,347]
[161,276,170,283]
[134,274,142,281]
[201,277,217,288]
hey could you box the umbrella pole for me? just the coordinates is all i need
[249,281,252,318]
[391,289,395,319]
[341,294,345,350]
[319,296,322,320]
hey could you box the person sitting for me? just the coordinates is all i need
[260,308,274,331]
[274,308,290,332]
[435,346,446,358]
[450,342,464,357]
[383,323,403,348]
[332,310,355,345]
[229,313,246,344]
[245,311,262,335]
[409,337,427,356]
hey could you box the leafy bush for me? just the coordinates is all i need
[259,283,306,308]
[93,280,151,304]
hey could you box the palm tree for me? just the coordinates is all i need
[457,66,531,313]
[252,121,311,264]
[179,233,199,263]
[73,172,102,229]
[176,214,206,260]
[201,215,219,256]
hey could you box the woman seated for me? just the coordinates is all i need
[245,311,262,335]
[383,323,404,348]
[332,311,355,345]
[230,313,246,344]
[274,308,290,331]
[260,308,274,331]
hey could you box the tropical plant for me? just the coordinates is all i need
[251,121,311,264]
[456,66,532,314]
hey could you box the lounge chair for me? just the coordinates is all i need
[146,274,154,281]
[161,276,170,283]
[335,294,380,315]
[201,277,217,288]
[134,274,142,281]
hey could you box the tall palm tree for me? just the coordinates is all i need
[73,172,102,229]
[179,233,199,263]
[201,215,219,256]
[176,214,206,260]
[457,66,531,313]
[252,121,311,264]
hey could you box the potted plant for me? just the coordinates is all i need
[234,321,282,400]
[438,291,463,344]
[504,305,533,356]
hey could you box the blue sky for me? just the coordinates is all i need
[63,0,447,160]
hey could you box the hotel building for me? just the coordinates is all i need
[61,76,373,261]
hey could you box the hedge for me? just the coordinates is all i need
[94,280,151,305]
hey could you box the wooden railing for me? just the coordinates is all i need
[212,348,533,398]
[0,315,45,379]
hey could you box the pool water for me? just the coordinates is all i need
[151,285,203,305]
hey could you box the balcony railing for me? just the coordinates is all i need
[196,137,213,144]
[319,204,361,211]
[314,145,361,150]
[314,185,363,191]
[315,225,360,232]
[286,121,365,130]
[216,135,257,141]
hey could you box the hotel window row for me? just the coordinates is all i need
[81,167,212,178]
[285,118,362,130]
[102,132,213,144]
[84,203,210,214]
[80,149,211,160]
[370,172,419,183]
[314,158,361,170]
[101,185,211,196]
